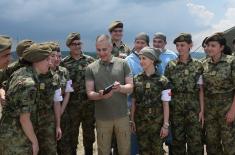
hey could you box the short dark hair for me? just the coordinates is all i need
[201,37,208,48]
[205,32,226,46]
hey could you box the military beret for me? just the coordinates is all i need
[22,43,52,63]
[16,39,34,57]
[108,21,123,32]
[0,35,12,53]
[173,33,192,44]
[205,32,226,46]
[139,47,161,64]
[45,41,60,52]
[135,32,150,46]
[153,32,166,42]
[66,32,80,47]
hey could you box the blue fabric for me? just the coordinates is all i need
[131,133,139,155]
[125,52,142,155]
[159,49,178,75]
[125,52,143,76]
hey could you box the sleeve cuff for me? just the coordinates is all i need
[65,80,74,93]
[54,88,63,102]
[161,89,171,102]
[197,75,203,85]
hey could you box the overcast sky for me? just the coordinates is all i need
[1,0,235,52]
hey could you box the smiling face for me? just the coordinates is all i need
[175,41,192,56]
[134,39,148,53]
[140,54,154,71]
[206,41,224,57]
[69,39,82,54]
[153,38,166,49]
[96,40,112,62]
[55,51,62,66]
[110,27,123,41]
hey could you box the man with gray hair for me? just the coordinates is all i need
[153,32,177,75]
[86,34,133,155]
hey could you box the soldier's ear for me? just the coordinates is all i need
[220,45,224,52]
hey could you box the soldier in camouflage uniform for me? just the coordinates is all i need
[0,43,62,155]
[130,47,171,155]
[31,43,63,155]
[165,33,204,155]
[0,40,34,89]
[0,35,12,119]
[61,32,95,155]
[108,21,131,58]
[203,33,235,155]
[4,40,34,77]
[46,42,74,155]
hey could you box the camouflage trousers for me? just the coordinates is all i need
[0,116,32,155]
[135,107,164,155]
[205,93,235,155]
[37,108,57,155]
[171,93,203,155]
[57,97,95,155]
[57,109,73,155]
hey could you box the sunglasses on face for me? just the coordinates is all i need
[70,42,82,46]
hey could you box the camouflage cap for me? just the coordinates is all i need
[0,35,12,53]
[108,20,123,32]
[45,41,60,52]
[16,39,34,57]
[173,33,192,44]
[135,32,150,46]
[153,32,166,42]
[66,32,80,47]
[139,47,161,64]
[23,43,52,63]
[205,32,226,46]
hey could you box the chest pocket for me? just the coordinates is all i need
[135,80,162,107]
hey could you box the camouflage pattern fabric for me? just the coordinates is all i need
[55,66,73,155]
[132,71,170,154]
[112,41,131,57]
[61,54,95,154]
[0,66,45,154]
[165,57,204,155]
[35,70,60,155]
[203,54,235,155]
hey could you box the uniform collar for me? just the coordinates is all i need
[207,53,227,63]
[141,70,159,78]
[99,55,115,65]
[69,52,85,60]
[176,55,193,64]
[112,40,125,48]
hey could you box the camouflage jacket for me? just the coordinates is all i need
[53,66,70,93]
[165,57,203,94]
[203,54,235,94]
[3,66,60,118]
[132,71,170,108]
[0,59,30,88]
[0,66,60,144]
[112,41,131,57]
[61,54,94,99]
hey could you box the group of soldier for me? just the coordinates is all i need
[0,20,235,155]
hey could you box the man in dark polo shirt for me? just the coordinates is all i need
[85,34,133,155]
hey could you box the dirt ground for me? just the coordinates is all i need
[77,127,207,155]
